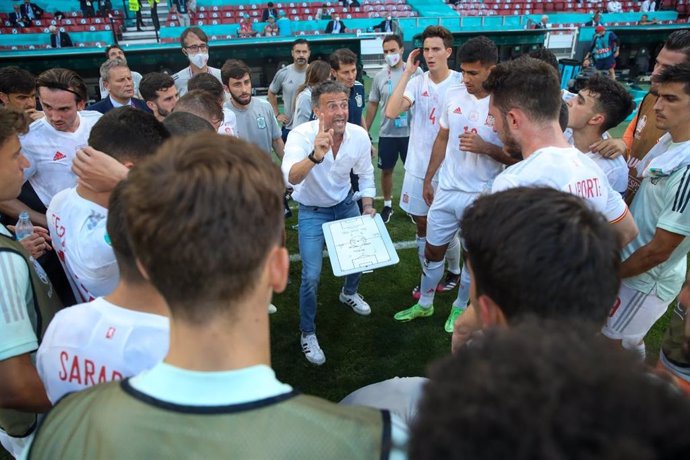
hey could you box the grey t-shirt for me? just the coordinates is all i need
[226,97,281,156]
[369,65,422,138]
[292,87,313,129]
[269,63,307,129]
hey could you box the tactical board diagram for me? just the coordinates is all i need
[322,214,399,276]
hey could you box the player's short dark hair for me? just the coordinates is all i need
[655,62,690,96]
[457,36,497,66]
[163,111,215,137]
[558,100,568,131]
[221,59,251,85]
[107,180,142,284]
[139,72,176,102]
[329,48,357,71]
[104,44,122,58]
[0,66,35,95]
[382,34,403,48]
[583,74,635,132]
[311,80,350,108]
[180,26,208,46]
[36,68,88,103]
[664,30,690,62]
[122,134,285,323]
[461,187,620,325]
[174,90,223,127]
[529,47,559,72]
[187,72,224,102]
[88,107,170,163]
[483,57,562,123]
[411,320,690,460]
[0,107,29,147]
[421,25,453,50]
[292,38,309,48]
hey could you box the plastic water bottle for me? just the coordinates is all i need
[15,211,33,241]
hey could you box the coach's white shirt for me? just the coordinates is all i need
[37,297,169,404]
[438,84,503,193]
[282,120,375,207]
[218,107,238,137]
[47,187,118,303]
[492,146,628,223]
[20,111,102,207]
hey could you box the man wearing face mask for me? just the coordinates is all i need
[373,15,398,34]
[365,35,421,223]
[172,27,222,97]
[325,15,347,34]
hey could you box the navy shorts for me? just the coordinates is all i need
[377,136,409,170]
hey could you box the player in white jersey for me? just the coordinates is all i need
[385,25,463,298]
[483,57,638,246]
[566,75,635,196]
[451,57,638,349]
[48,107,170,303]
[20,69,102,209]
[38,181,169,404]
[393,37,512,331]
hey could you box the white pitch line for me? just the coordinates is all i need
[288,239,417,262]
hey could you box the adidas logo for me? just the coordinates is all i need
[453,107,462,114]
[421,91,429,97]
[53,151,66,161]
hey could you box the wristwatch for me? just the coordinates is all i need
[308,150,324,164]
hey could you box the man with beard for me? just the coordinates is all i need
[88,60,150,114]
[139,72,179,122]
[222,59,284,159]
[282,80,376,365]
[268,39,310,141]
[484,57,637,247]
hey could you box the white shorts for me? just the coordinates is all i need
[427,188,479,247]
[602,283,673,344]
[400,172,437,217]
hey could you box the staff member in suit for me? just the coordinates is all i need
[325,14,347,34]
[48,25,73,48]
[20,0,44,21]
[88,60,150,114]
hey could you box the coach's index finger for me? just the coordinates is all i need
[318,114,325,133]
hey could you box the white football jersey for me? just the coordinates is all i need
[438,84,504,193]
[37,297,169,403]
[47,187,118,303]
[20,111,102,207]
[492,146,628,223]
[219,107,238,137]
[403,70,462,179]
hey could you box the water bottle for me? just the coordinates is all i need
[15,211,34,241]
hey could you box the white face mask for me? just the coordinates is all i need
[385,53,401,67]
[386,16,392,21]
[188,51,209,69]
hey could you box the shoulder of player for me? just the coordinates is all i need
[21,117,51,141]
[80,110,104,124]
[171,67,189,81]
[47,187,76,214]
[353,80,364,88]
[253,97,276,113]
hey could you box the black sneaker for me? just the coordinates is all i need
[436,271,461,293]
[381,205,393,223]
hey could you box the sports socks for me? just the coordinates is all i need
[384,200,392,208]
[452,267,472,310]
[445,234,461,275]
[419,259,444,307]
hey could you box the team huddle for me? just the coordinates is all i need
[1,23,690,459]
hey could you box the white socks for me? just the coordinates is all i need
[419,259,445,307]
[452,267,472,310]
[445,234,461,275]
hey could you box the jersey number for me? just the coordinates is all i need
[463,126,478,134]
[429,108,436,125]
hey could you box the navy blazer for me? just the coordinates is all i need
[87,97,151,114]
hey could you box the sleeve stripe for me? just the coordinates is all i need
[0,251,28,324]
[608,206,629,224]
[672,165,690,212]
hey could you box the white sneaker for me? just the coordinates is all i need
[339,291,371,316]
[301,334,326,365]
[268,304,277,314]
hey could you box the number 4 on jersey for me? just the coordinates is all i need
[429,107,436,125]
